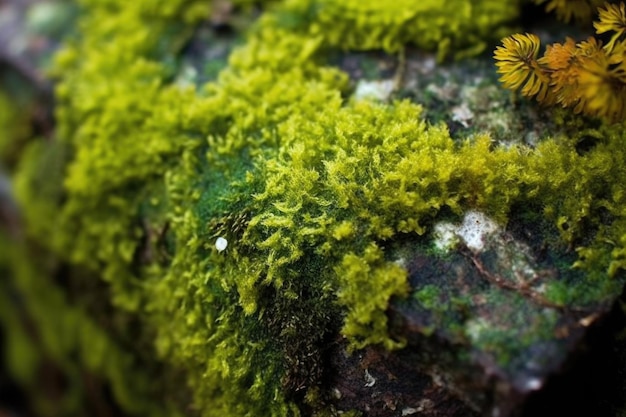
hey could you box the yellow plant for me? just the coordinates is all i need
[494,2,626,122]
[533,0,606,23]
[594,1,626,50]
[493,33,553,103]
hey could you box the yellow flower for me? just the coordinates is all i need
[578,53,626,121]
[540,37,577,71]
[540,38,579,107]
[494,3,626,122]
[494,33,551,102]
[594,2,626,52]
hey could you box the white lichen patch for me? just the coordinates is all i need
[433,211,499,252]
[451,102,474,128]
[464,317,490,344]
[459,211,498,251]
[433,222,459,251]
[354,79,395,101]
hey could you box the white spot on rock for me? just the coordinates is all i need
[451,102,474,128]
[433,211,499,253]
[434,222,458,251]
[458,211,498,251]
[354,79,395,102]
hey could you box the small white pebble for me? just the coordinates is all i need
[215,237,228,252]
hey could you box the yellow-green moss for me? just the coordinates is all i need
[336,243,409,349]
[0,236,186,417]
[5,0,626,416]
[272,0,522,59]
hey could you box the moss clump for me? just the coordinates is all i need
[272,0,522,59]
[336,243,409,349]
[4,0,626,416]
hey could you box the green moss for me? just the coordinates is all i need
[5,0,626,416]
[0,90,32,167]
[0,237,186,417]
[336,243,409,349]
[273,0,522,58]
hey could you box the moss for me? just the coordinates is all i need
[0,89,33,167]
[336,243,409,350]
[273,0,522,58]
[4,0,626,416]
[0,237,187,417]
